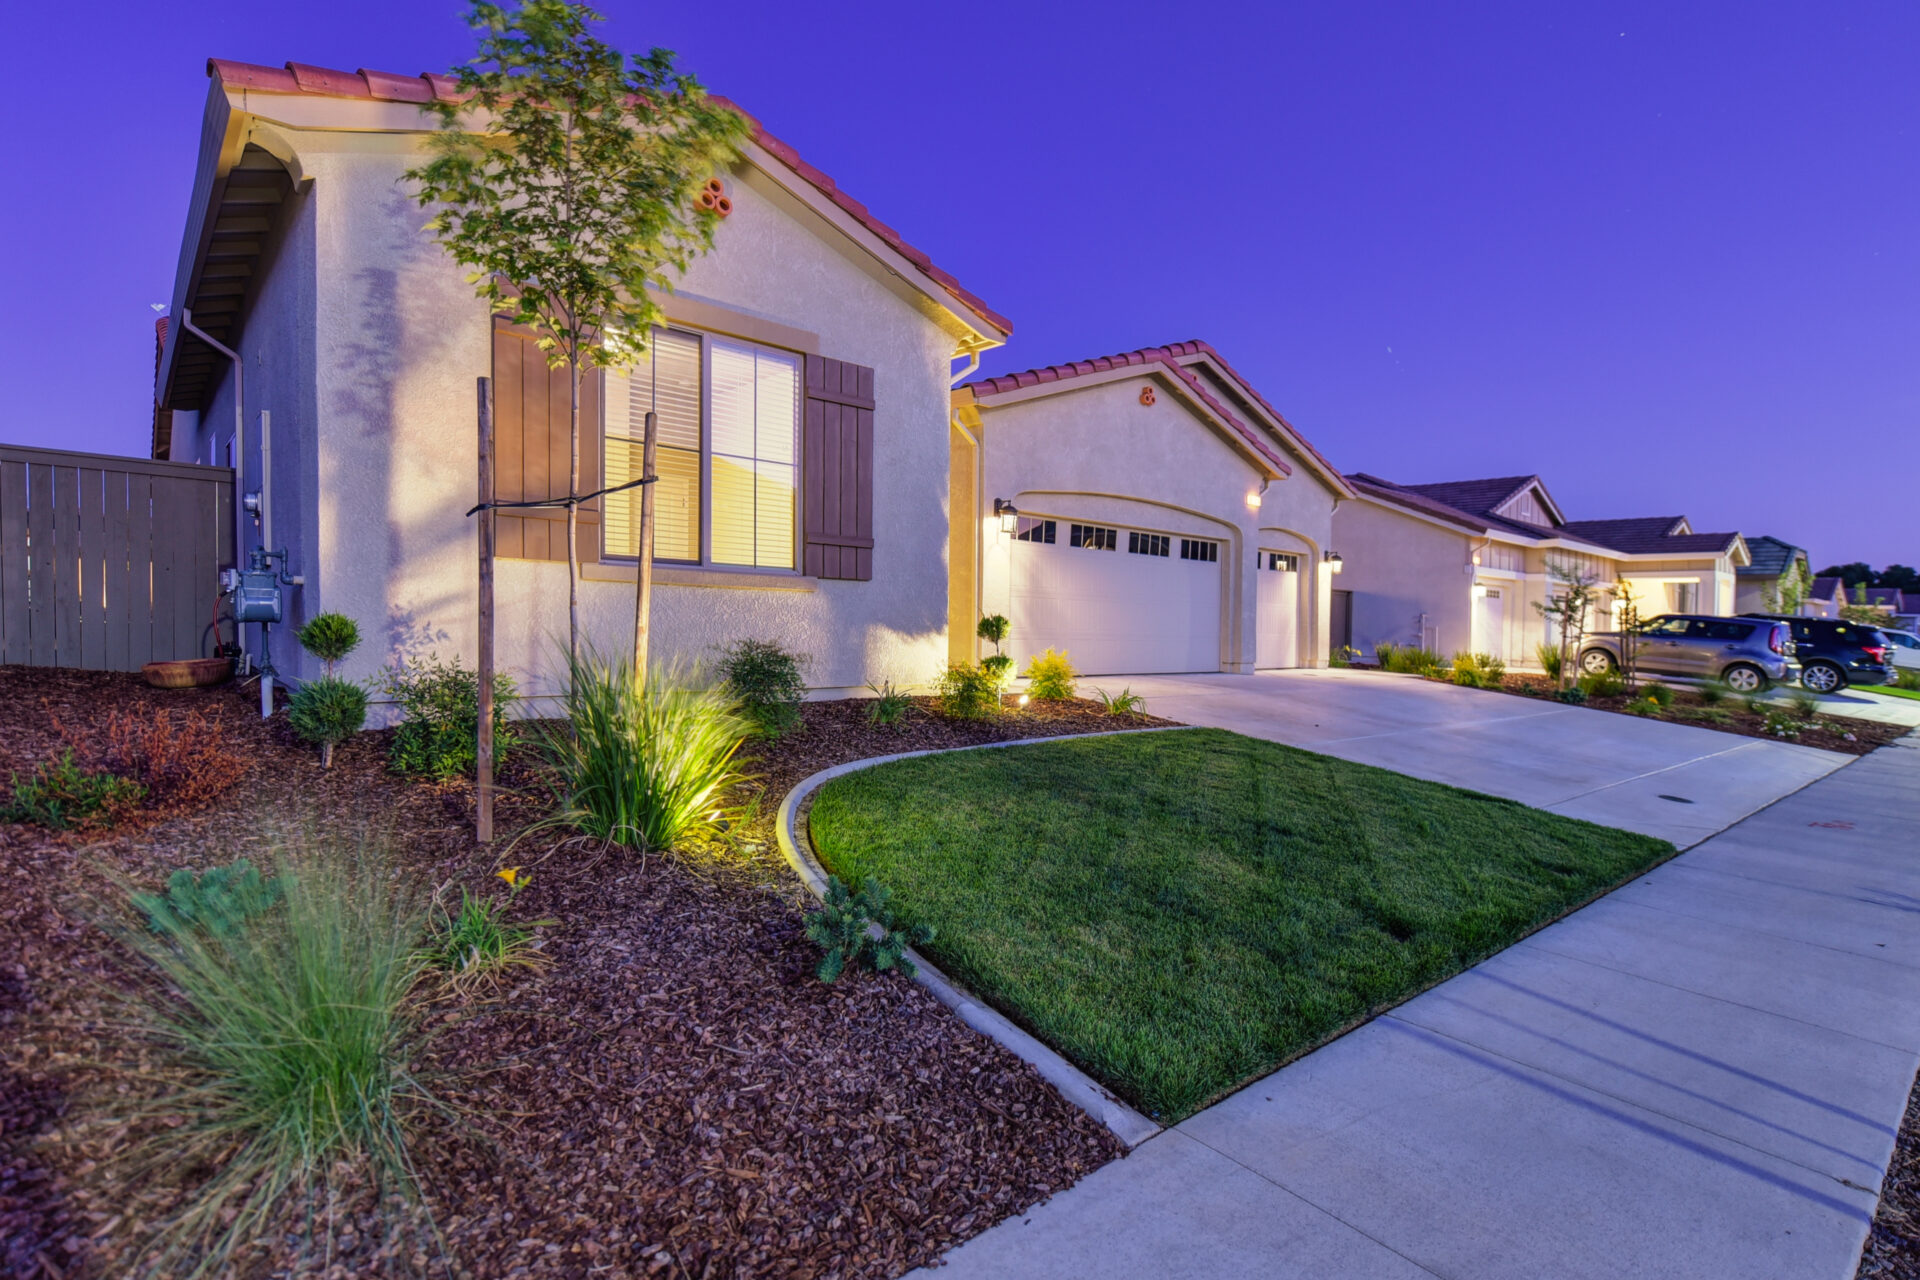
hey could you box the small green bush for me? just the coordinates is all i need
[1698,679,1728,705]
[1623,697,1659,716]
[1382,645,1443,676]
[1554,686,1589,705]
[1097,686,1147,715]
[1025,647,1079,700]
[109,842,430,1273]
[543,651,748,851]
[1578,668,1626,699]
[295,612,362,678]
[1742,692,1770,716]
[1788,687,1822,720]
[1329,645,1361,669]
[1643,681,1675,708]
[1450,652,1506,689]
[133,859,286,939]
[718,638,808,737]
[865,681,912,727]
[1896,667,1920,692]
[384,653,515,781]
[804,875,933,983]
[287,677,368,768]
[1764,709,1804,738]
[937,662,1001,719]
[980,653,1014,686]
[976,614,1009,652]
[1677,705,1734,725]
[1535,642,1565,682]
[1,751,145,830]
[419,869,551,989]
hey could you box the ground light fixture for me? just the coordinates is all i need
[1017,693,1030,706]
[1323,550,1343,573]
[994,498,1020,534]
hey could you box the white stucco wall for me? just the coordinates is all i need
[226,127,962,707]
[968,375,1339,671]
[1332,500,1477,659]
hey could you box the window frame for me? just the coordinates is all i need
[602,325,804,574]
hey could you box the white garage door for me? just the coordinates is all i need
[1007,519,1222,675]
[1256,553,1300,668]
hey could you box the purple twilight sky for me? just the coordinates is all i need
[4,2,1915,566]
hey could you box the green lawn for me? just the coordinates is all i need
[808,728,1674,1121]
[1868,681,1920,702]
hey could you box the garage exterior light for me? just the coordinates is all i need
[994,498,1020,534]
[1323,550,1344,573]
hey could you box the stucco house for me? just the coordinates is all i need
[1808,575,1851,618]
[1736,535,1822,616]
[947,343,1356,675]
[1334,473,1750,664]
[152,59,1011,704]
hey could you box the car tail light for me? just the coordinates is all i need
[1768,625,1789,655]
[1863,644,1888,663]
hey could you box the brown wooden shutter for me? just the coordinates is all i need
[802,355,874,580]
[489,321,600,563]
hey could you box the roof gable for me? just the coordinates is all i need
[1739,535,1807,578]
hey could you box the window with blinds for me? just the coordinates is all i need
[604,328,702,561]
[601,328,800,570]
[709,338,799,569]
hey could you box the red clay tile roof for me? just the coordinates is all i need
[965,342,1290,474]
[965,340,1367,489]
[204,59,1011,338]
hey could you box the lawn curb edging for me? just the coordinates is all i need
[776,727,1194,1149]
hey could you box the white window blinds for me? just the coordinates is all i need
[604,329,702,561]
[709,339,799,569]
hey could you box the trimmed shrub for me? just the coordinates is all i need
[976,614,1009,652]
[1698,679,1728,705]
[1643,681,1675,708]
[1577,668,1626,699]
[805,875,934,983]
[1381,645,1442,677]
[717,638,808,738]
[1450,652,1506,689]
[980,653,1014,686]
[1554,686,1589,705]
[1025,647,1078,700]
[1896,667,1920,692]
[542,651,748,851]
[937,662,1000,719]
[385,654,515,780]
[288,677,368,768]
[295,612,361,678]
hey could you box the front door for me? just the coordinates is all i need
[1472,587,1507,660]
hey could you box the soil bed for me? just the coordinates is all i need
[1861,1064,1920,1278]
[0,668,1149,1279]
[1492,673,1907,755]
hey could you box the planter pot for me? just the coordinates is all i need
[141,658,233,689]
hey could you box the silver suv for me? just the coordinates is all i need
[1576,614,1793,693]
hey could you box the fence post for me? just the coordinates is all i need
[476,377,496,845]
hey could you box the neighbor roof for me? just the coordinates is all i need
[1739,535,1806,578]
[1347,473,1577,544]
[1559,517,1742,556]
[1811,575,1848,601]
[201,59,1011,339]
[963,340,1355,494]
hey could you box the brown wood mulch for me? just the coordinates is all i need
[0,668,1166,1280]
[1861,1064,1920,1278]
[1491,672,1909,756]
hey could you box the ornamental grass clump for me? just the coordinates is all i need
[865,681,912,727]
[543,650,749,850]
[106,841,433,1275]
[420,867,552,989]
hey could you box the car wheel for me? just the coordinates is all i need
[1800,662,1844,694]
[1579,649,1616,675]
[1723,664,1766,694]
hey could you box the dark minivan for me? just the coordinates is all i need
[1739,614,1896,692]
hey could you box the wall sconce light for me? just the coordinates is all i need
[1245,490,1262,511]
[1323,550,1344,573]
[994,498,1020,534]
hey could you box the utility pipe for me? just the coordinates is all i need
[179,308,246,663]
[950,405,985,657]
[259,409,274,720]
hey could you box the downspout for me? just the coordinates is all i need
[179,308,245,664]
[949,345,986,659]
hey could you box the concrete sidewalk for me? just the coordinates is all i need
[1094,670,1850,848]
[925,735,1920,1280]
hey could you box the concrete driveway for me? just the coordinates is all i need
[1093,669,1851,847]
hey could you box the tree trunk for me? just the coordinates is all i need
[321,741,334,770]
[632,409,658,690]
[477,375,496,844]
[567,356,581,673]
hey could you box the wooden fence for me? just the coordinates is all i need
[0,443,234,670]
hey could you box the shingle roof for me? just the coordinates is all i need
[1739,535,1805,577]
[1351,476,1743,558]
[204,58,1011,338]
[964,340,1344,480]
[1557,517,1742,556]
[1811,575,1848,601]
[1344,474,1489,533]
[1862,587,1917,611]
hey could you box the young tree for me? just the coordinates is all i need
[1610,576,1645,691]
[409,0,747,674]
[1533,563,1600,690]
[1761,559,1813,615]
[1841,581,1891,626]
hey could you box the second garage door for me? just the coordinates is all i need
[1006,519,1223,675]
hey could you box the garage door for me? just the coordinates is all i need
[1256,552,1299,668]
[1007,519,1223,675]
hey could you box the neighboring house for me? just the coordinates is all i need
[1808,575,1850,619]
[153,59,1011,703]
[1334,474,1750,664]
[949,343,1355,674]
[1736,535,1818,616]
[1858,588,1920,635]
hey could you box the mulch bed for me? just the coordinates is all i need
[1491,672,1909,756]
[1861,1065,1920,1278]
[0,668,1160,1279]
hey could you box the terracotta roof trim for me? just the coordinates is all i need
[965,344,1291,475]
[203,58,1009,338]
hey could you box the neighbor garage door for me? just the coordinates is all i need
[1007,519,1222,675]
